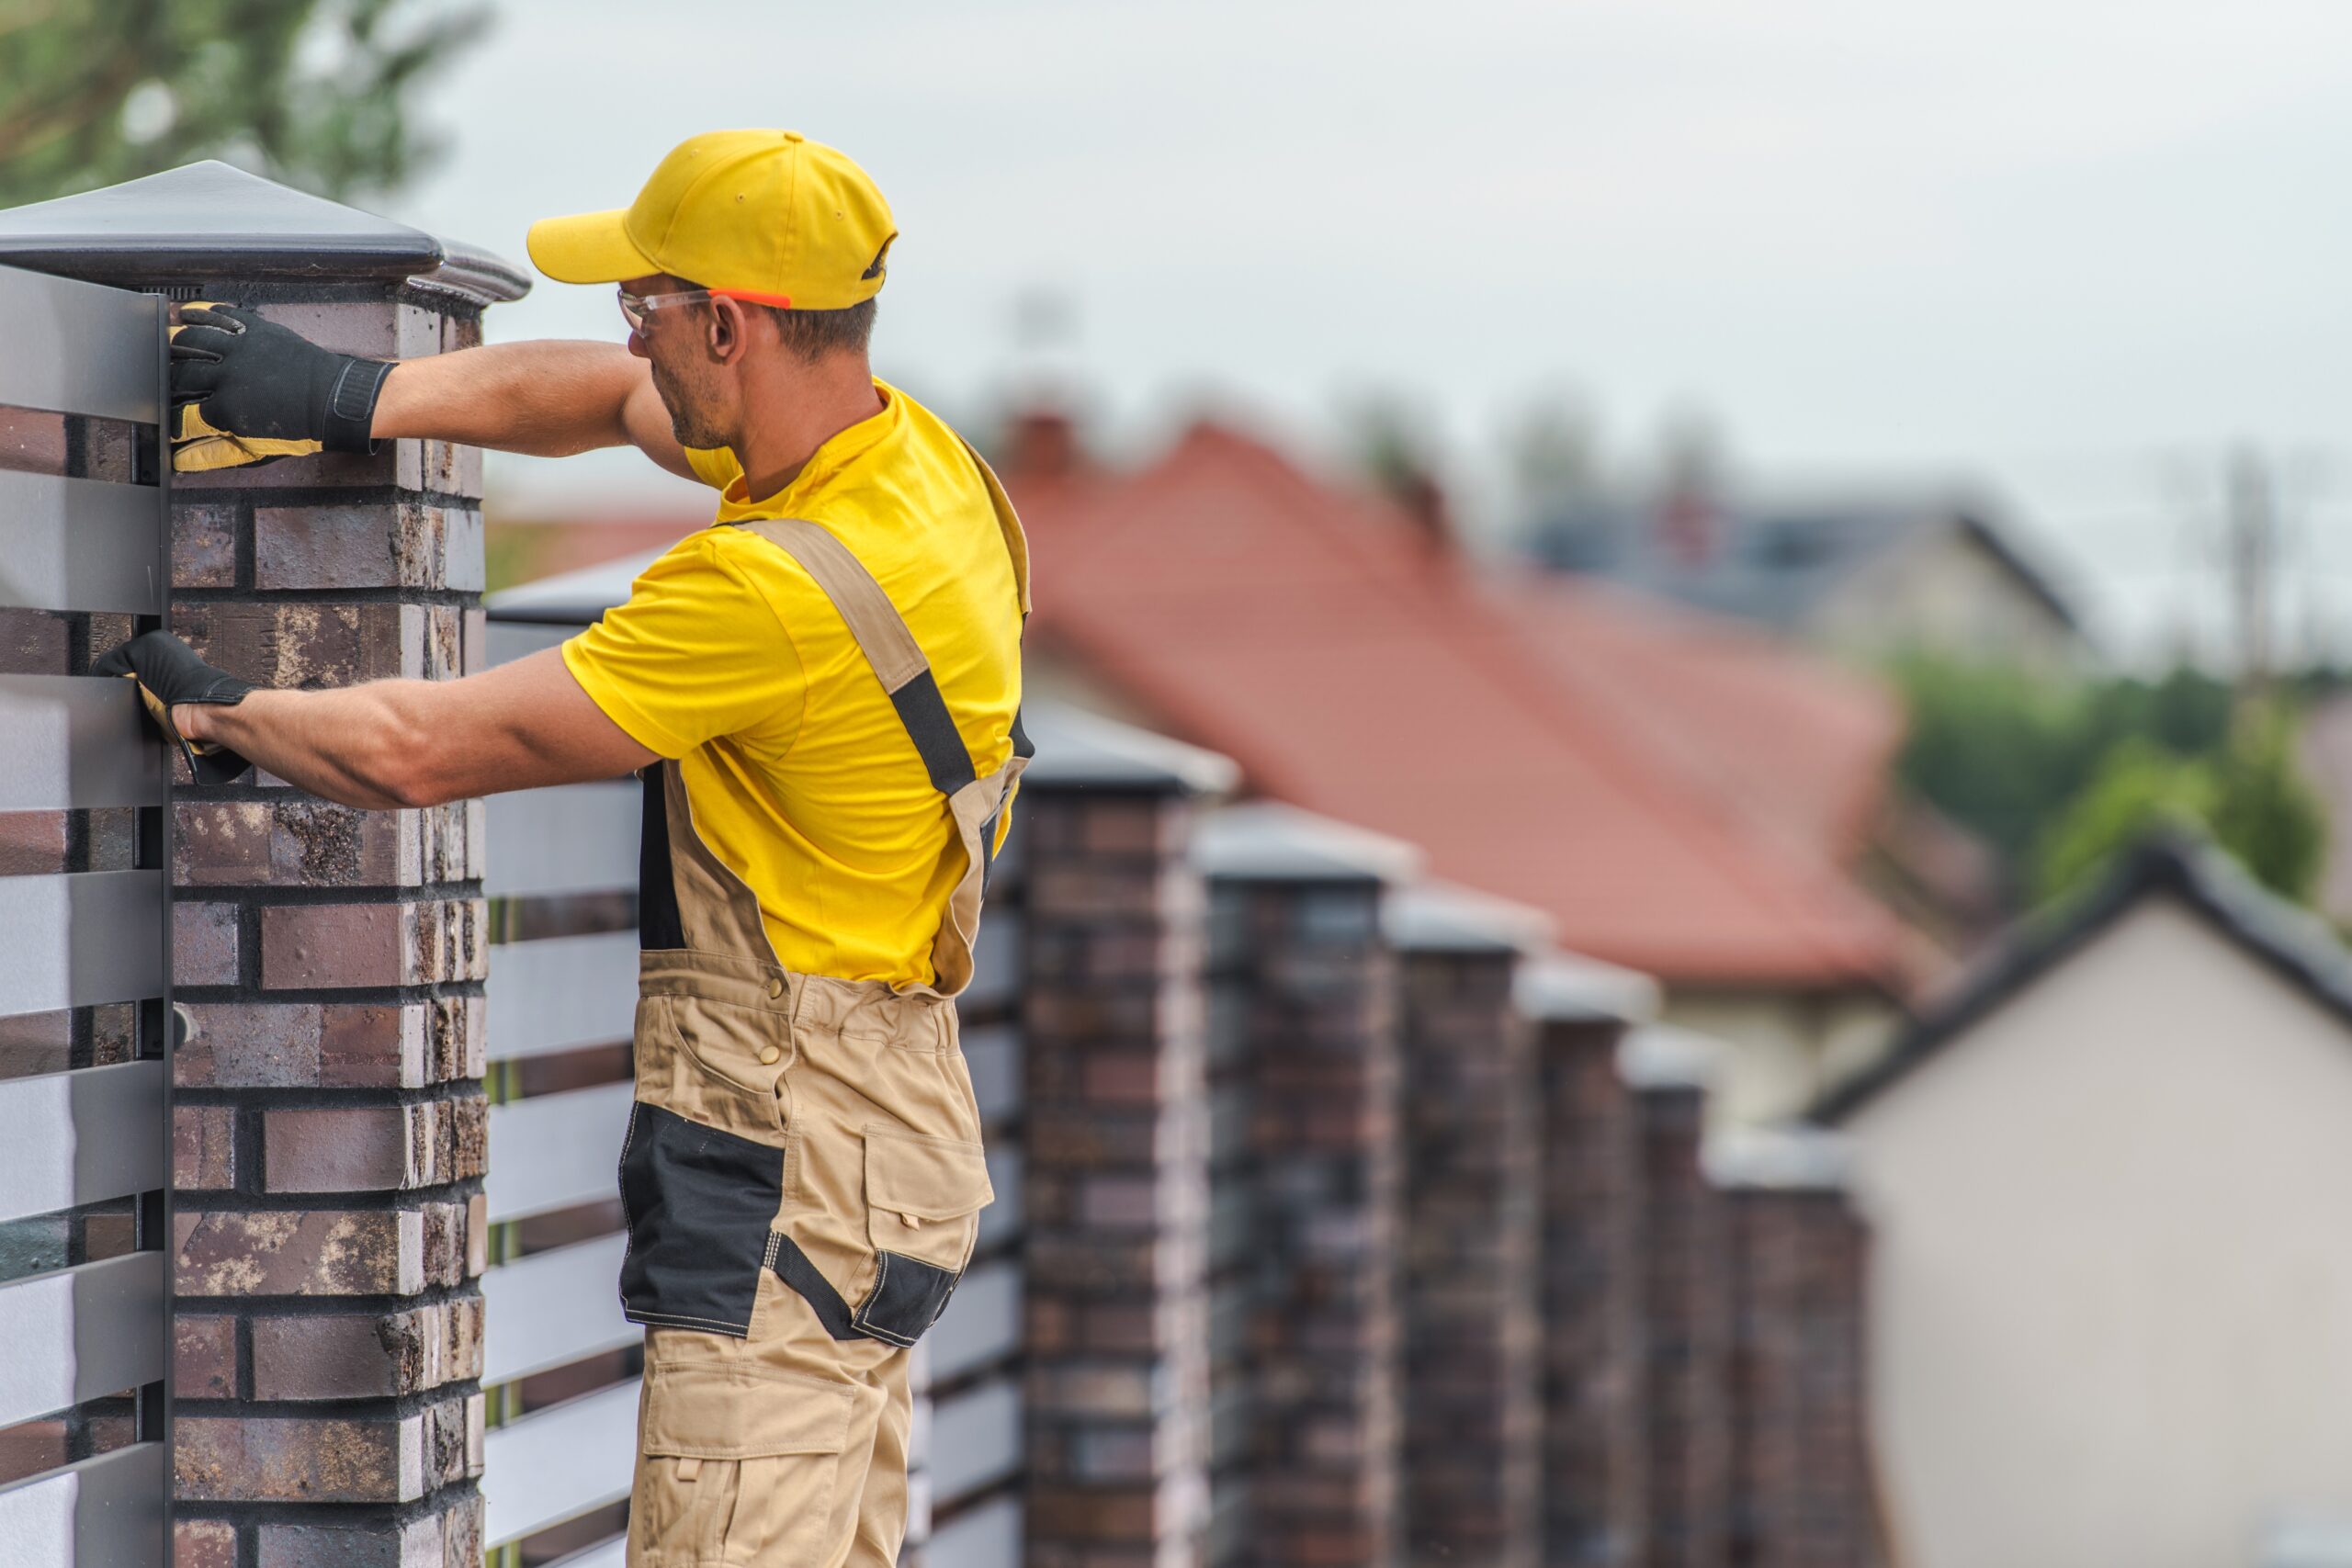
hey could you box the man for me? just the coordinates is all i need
[104,130,1026,1568]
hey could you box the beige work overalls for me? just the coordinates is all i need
[619,457,1030,1568]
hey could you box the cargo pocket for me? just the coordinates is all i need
[618,1101,786,1337]
[852,1125,994,1348]
[633,1356,854,1566]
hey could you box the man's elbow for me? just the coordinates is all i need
[356,716,468,810]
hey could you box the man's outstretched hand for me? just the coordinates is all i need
[168,303,394,473]
[94,631,258,785]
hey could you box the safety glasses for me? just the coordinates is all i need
[616,286,715,331]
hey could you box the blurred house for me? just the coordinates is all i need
[997,409,1929,1121]
[1524,486,2088,673]
[1817,836,2352,1568]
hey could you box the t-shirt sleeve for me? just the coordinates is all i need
[560,536,806,761]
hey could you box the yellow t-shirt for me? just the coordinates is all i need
[561,381,1024,987]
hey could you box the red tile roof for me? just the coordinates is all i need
[1008,420,1910,988]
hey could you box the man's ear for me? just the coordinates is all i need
[706,297,752,366]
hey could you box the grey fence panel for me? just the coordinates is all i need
[0,871,166,1017]
[964,922,1020,1013]
[483,783,639,897]
[0,677,165,810]
[0,475,166,615]
[483,1080,634,1225]
[0,266,163,423]
[545,1538,628,1568]
[0,1442,165,1568]
[486,933,641,1062]
[0,1252,166,1428]
[928,1259,1019,1385]
[930,1382,1021,1501]
[962,1024,1021,1124]
[481,1379,640,1550]
[479,1233,634,1386]
[0,1061,166,1224]
[485,620,576,667]
[927,1495,1021,1568]
[977,1145,1022,1251]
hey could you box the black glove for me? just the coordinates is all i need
[169,303,393,456]
[93,631,257,786]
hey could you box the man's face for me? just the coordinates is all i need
[623,273,731,448]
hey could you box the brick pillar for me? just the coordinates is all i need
[1622,1027,1731,1568]
[0,161,527,1566]
[1709,1130,1882,1568]
[1197,805,1416,1568]
[1390,886,1547,1568]
[1019,719,1231,1568]
[1523,959,1661,1568]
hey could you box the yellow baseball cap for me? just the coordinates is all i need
[526,130,895,310]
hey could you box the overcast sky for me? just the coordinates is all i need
[387,0,2352,664]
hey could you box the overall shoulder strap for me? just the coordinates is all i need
[734,517,978,796]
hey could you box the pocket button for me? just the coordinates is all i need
[758,1044,783,1066]
[766,976,785,999]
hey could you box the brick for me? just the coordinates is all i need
[175,1314,241,1400]
[261,1098,482,1192]
[255,502,484,592]
[259,898,485,989]
[464,1191,488,1278]
[175,1208,424,1297]
[174,1104,238,1190]
[175,902,241,987]
[176,1001,426,1089]
[173,599,440,689]
[256,1513,442,1568]
[251,1303,475,1400]
[174,443,401,492]
[175,1517,238,1568]
[175,1413,424,1503]
[174,502,240,589]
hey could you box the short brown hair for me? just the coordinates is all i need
[764,299,876,363]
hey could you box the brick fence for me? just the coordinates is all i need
[1,161,529,1568]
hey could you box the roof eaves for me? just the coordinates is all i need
[1813,833,2352,1123]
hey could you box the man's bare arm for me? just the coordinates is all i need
[369,341,693,478]
[175,649,660,809]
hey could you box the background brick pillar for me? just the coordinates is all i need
[1197,805,1417,1568]
[1709,1130,1884,1568]
[1523,959,1661,1568]
[1019,725,1231,1568]
[1622,1026,1732,1568]
[0,161,527,1566]
[1389,886,1548,1568]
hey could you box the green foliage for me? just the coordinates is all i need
[0,0,487,208]
[2208,707,2329,904]
[2030,740,2216,904]
[1896,655,2329,908]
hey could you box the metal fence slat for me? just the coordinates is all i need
[926,1495,1022,1568]
[0,1441,166,1568]
[0,266,161,424]
[480,1233,634,1387]
[0,871,165,1017]
[977,1145,1022,1251]
[485,933,640,1064]
[930,1380,1022,1502]
[483,1081,634,1225]
[0,677,165,810]
[928,1259,1019,1385]
[963,1025,1021,1126]
[963,922,1020,1012]
[0,1061,166,1225]
[0,1252,165,1428]
[0,475,165,615]
[481,1379,640,1549]
[483,784,639,897]
[544,1537,628,1568]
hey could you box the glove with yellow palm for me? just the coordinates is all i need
[168,303,394,473]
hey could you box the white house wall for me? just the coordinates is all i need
[1846,895,2352,1568]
